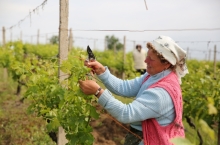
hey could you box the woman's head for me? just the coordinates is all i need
[145,36,188,83]
[145,43,174,75]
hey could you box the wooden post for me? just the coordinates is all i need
[133,41,136,49]
[122,36,126,79]
[94,39,97,50]
[213,45,217,79]
[31,36,33,44]
[46,34,48,44]
[58,0,69,144]
[186,47,189,60]
[143,41,146,49]
[208,49,211,61]
[68,28,73,51]
[104,38,105,51]
[37,29,40,44]
[20,31,22,42]
[10,29,13,42]
[2,27,5,48]
[72,31,74,48]
[2,27,8,82]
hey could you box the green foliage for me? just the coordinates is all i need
[181,59,219,144]
[199,119,215,140]
[23,48,99,145]
[23,43,58,58]
[0,47,14,68]
[170,137,194,145]
[49,35,59,45]
[8,41,24,61]
[105,35,124,51]
[0,72,56,145]
[1,42,219,144]
[95,50,138,79]
[182,60,219,124]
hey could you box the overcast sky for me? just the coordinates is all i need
[0,0,220,60]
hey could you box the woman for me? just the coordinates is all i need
[133,44,147,75]
[79,35,189,145]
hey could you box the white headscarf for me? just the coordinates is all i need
[151,35,189,84]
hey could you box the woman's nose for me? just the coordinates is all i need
[145,57,149,63]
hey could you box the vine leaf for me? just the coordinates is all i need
[90,106,99,119]
[199,119,215,140]
[207,97,218,115]
[170,137,194,145]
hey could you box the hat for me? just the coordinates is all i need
[151,35,189,84]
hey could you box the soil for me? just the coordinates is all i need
[90,104,129,145]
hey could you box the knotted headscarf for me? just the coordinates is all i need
[150,35,189,84]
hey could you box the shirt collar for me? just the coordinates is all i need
[151,69,171,79]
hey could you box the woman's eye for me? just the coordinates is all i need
[149,57,154,61]
[146,56,154,61]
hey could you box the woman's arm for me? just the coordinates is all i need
[97,67,147,97]
[98,87,175,125]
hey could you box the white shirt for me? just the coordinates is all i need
[132,48,147,69]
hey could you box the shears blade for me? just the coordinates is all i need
[87,45,96,61]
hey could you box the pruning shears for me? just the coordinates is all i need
[87,45,96,61]
[86,45,96,76]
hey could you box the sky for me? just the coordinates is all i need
[0,0,220,60]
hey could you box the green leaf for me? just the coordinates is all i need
[199,119,215,140]
[47,117,60,132]
[40,108,50,114]
[207,104,218,115]
[89,106,99,119]
[170,137,194,145]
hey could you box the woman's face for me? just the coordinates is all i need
[145,49,170,75]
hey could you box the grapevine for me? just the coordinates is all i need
[0,42,219,145]
[24,49,100,145]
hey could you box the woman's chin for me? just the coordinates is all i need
[146,69,151,74]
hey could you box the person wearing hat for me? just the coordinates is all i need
[133,44,147,75]
[79,35,189,145]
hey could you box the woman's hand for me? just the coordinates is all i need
[84,60,105,75]
[79,80,101,96]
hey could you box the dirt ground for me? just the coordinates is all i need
[90,104,129,145]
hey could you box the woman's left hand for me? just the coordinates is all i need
[79,80,100,95]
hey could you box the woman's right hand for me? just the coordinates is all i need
[84,60,106,75]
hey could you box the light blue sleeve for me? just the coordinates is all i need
[139,140,144,145]
[98,87,174,124]
[97,67,148,97]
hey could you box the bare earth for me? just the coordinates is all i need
[90,104,129,145]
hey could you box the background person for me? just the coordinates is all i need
[132,44,147,75]
[79,35,189,145]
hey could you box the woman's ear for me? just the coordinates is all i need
[164,63,171,70]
